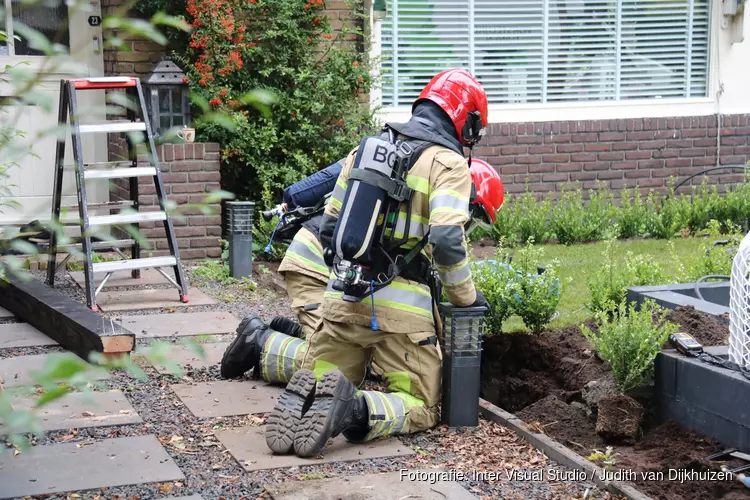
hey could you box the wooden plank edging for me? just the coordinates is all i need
[479,398,652,500]
[0,273,135,360]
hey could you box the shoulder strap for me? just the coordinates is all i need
[389,230,431,278]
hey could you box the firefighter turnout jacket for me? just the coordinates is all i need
[321,141,478,334]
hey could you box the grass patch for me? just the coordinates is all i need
[488,237,705,333]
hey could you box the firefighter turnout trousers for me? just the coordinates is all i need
[278,227,328,338]
[302,317,441,441]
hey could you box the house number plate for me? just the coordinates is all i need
[88,16,102,26]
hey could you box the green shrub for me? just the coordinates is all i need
[647,187,688,239]
[514,189,552,246]
[682,219,743,280]
[581,300,679,392]
[616,187,650,239]
[720,180,750,232]
[684,182,722,234]
[490,199,517,246]
[512,266,561,333]
[508,242,562,333]
[587,239,665,314]
[551,183,613,244]
[471,252,517,334]
[179,0,376,205]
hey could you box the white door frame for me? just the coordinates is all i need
[0,0,108,230]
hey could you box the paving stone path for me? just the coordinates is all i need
[0,269,602,500]
[0,271,484,500]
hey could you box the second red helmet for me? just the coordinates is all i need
[469,159,504,229]
[415,69,489,147]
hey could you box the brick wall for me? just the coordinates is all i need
[110,143,223,260]
[102,0,165,78]
[473,114,750,199]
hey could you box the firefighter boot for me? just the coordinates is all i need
[269,316,303,338]
[265,369,317,454]
[293,369,369,458]
[220,316,272,379]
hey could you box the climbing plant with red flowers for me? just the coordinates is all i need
[178,0,374,203]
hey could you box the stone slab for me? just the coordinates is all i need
[120,311,239,338]
[0,354,110,388]
[70,268,171,288]
[97,288,217,312]
[0,306,14,319]
[0,322,59,348]
[0,435,184,498]
[172,381,283,418]
[216,426,414,472]
[5,390,141,432]
[264,470,478,500]
[152,342,229,374]
[161,496,204,500]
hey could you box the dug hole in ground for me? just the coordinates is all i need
[480,300,746,500]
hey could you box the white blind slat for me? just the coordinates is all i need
[380,0,710,107]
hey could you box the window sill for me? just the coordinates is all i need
[374,97,720,124]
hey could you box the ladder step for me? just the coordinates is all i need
[88,211,167,226]
[78,122,147,134]
[62,201,135,210]
[37,239,136,251]
[84,167,156,180]
[64,161,142,171]
[72,77,138,90]
[93,256,177,274]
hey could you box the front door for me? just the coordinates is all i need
[0,0,108,229]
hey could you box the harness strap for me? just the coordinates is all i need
[349,169,412,202]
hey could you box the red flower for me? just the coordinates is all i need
[313,17,320,24]
[306,37,312,43]
[228,99,239,108]
[323,33,333,40]
[219,88,228,97]
[249,0,256,3]
[182,76,189,84]
[209,97,222,106]
[352,61,359,67]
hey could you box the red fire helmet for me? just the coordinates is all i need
[415,69,489,146]
[469,159,504,229]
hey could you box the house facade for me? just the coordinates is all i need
[1,0,748,231]
[368,0,750,197]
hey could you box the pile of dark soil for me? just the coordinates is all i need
[481,321,609,413]
[481,308,746,500]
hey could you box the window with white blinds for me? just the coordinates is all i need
[379,0,710,107]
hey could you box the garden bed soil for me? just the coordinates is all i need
[481,306,745,500]
[665,306,730,346]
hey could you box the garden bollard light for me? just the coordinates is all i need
[439,302,487,428]
[226,201,254,280]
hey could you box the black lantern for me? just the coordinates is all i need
[143,57,191,137]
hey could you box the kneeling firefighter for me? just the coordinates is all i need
[264,68,505,458]
[220,159,344,383]
[221,157,503,386]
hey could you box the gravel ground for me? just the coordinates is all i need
[1,266,617,500]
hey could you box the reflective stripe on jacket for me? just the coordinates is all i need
[278,226,329,284]
[321,142,478,333]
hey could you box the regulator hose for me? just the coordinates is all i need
[694,274,730,302]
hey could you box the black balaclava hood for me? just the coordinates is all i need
[384,100,464,156]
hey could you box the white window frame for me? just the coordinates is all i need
[0,0,72,67]
[369,0,723,124]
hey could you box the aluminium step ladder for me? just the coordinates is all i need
[45,76,189,312]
